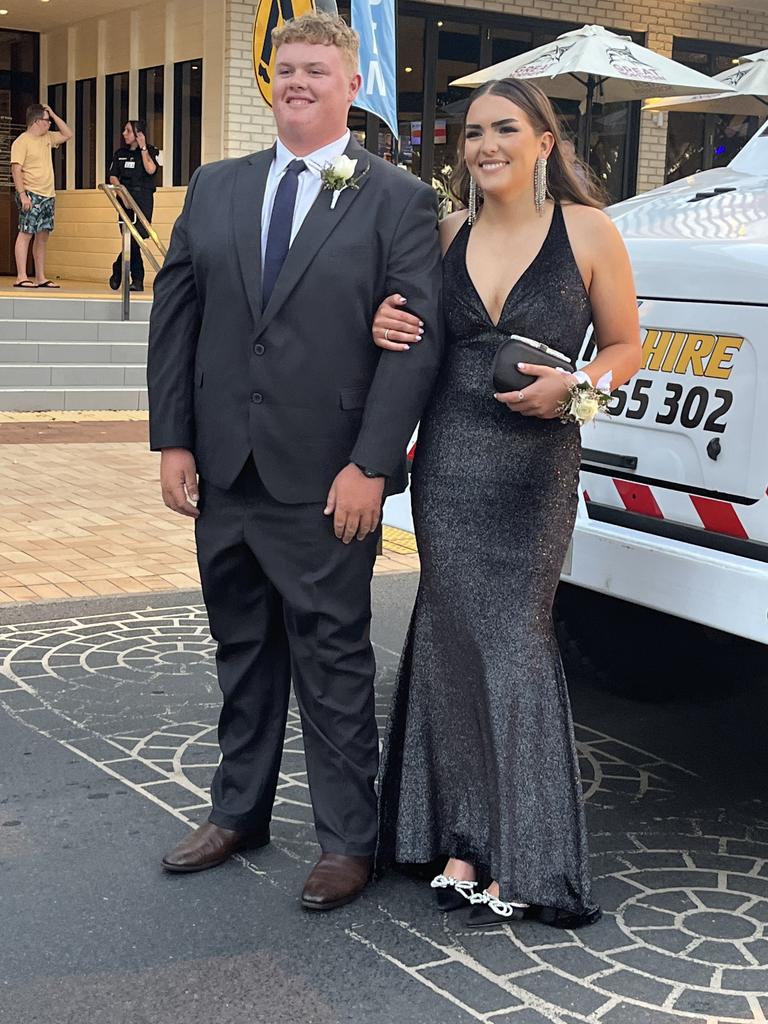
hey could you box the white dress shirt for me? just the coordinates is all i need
[260,131,351,268]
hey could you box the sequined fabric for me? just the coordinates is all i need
[377,205,594,914]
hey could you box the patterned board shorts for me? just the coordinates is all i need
[16,191,55,234]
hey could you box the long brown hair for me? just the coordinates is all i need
[450,78,606,211]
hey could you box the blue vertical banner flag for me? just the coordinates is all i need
[351,0,398,140]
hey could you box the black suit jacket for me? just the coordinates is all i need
[147,137,443,503]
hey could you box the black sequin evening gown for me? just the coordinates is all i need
[377,204,595,915]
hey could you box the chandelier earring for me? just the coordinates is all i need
[534,156,548,216]
[468,176,479,226]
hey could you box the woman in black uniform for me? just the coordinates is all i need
[107,120,159,292]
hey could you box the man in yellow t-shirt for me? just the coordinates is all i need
[10,103,73,289]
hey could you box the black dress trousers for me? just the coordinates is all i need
[195,458,381,856]
[111,189,154,285]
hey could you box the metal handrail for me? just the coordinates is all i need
[98,182,167,320]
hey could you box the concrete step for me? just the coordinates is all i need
[0,386,147,412]
[0,364,146,387]
[0,340,147,364]
[0,319,149,342]
[0,296,152,322]
[0,299,152,411]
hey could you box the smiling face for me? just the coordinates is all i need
[464,92,553,201]
[272,41,361,154]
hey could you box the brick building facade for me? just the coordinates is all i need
[222,0,768,195]
[13,0,766,282]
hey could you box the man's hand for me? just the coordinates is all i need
[324,464,385,543]
[20,193,31,212]
[160,447,200,518]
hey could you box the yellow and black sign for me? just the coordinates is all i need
[253,0,316,108]
[641,328,744,380]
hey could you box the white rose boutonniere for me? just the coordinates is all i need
[557,370,613,426]
[319,154,368,209]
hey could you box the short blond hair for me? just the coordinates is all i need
[272,11,360,76]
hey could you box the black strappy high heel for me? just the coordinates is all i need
[465,889,528,927]
[430,873,477,911]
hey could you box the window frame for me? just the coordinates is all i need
[172,58,203,186]
[138,64,165,186]
[47,81,67,191]
[75,76,97,190]
[105,71,130,181]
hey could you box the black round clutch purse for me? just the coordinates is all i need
[491,334,575,393]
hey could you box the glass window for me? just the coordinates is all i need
[339,4,641,200]
[434,20,481,181]
[666,40,758,182]
[586,103,638,201]
[48,82,67,190]
[105,71,129,179]
[173,59,202,186]
[75,77,96,189]
[397,15,426,177]
[396,5,639,202]
[139,65,164,185]
[490,25,535,65]
[2,28,39,127]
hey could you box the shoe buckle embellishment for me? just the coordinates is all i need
[469,889,528,917]
[430,874,476,897]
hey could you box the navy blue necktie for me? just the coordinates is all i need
[262,158,306,308]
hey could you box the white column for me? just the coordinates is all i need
[95,19,107,185]
[163,1,176,184]
[128,9,139,120]
[203,0,226,164]
[39,34,49,101]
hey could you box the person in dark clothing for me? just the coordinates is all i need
[108,120,159,292]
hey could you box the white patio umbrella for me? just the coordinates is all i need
[450,24,734,158]
[643,49,768,116]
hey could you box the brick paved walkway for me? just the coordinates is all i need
[0,414,418,605]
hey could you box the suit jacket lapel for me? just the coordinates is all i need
[233,146,274,327]
[256,137,372,337]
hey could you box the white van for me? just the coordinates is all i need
[384,122,768,646]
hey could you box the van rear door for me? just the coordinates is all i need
[580,299,768,553]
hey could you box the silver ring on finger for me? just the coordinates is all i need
[517,391,526,403]
[384,329,390,342]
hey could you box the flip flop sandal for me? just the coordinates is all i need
[13,280,37,288]
[36,280,61,288]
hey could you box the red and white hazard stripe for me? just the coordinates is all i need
[581,472,765,543]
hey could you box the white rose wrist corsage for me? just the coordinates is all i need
[556,370,613,426]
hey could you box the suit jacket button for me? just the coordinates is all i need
[253,343,265,355]
[250,391,263,404]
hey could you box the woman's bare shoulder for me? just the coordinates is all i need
[561,202,620,242]
[439,210,469,254]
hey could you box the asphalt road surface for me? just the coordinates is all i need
[2,575,767,1024]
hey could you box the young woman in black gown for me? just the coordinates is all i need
[373,80,642,928]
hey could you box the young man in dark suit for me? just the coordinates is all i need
[147,12,442,909]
